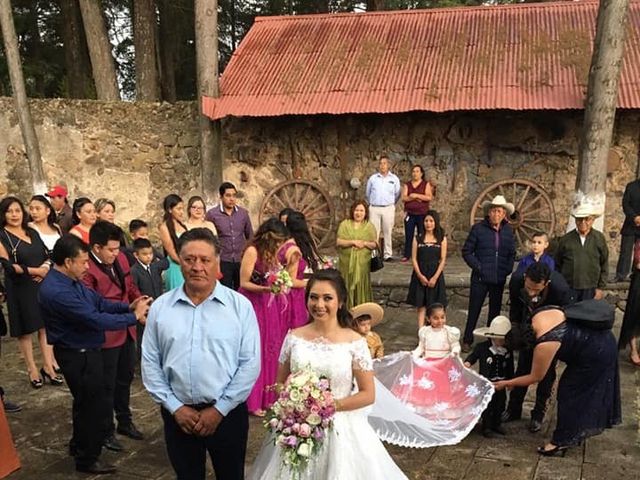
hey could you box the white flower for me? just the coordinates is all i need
[433,402,449,412]
[417,376,435,390]
[399,374,412,386]
[465,383,481,398]
[297,442,312,457]
[448,367,462,383]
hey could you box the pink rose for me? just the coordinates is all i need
[299,423,312,438]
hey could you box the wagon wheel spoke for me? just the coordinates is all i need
[293,183,300,205]
[516,185,531,210]
[518,225,534,241]
[271,194,287,209]
[525,218,553,223]
[301,192,323,215]
[522,206,550,218]
[514,229,524,249]
[299,185,313,207]
[521,193,543,212]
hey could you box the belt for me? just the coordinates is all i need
[185,401,217,411]
[371,204,393,208]
[55,346,101,353]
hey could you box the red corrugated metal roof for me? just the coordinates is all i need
[203,1,640,120]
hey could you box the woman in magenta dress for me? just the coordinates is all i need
[239,218,290,416]
[280,211,323,329]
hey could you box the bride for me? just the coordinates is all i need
[249,269,407,480]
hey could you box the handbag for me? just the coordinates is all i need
[370,248,384,272]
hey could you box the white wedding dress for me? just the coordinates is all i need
[248,333,408,480]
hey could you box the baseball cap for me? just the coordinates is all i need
[45,185,68,198]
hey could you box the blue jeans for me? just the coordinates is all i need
[404,214,425,259]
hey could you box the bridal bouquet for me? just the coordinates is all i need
[265,267,294,295]
[265,366,336,477]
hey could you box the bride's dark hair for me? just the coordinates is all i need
[305,269,354,329]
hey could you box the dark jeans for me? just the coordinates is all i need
[615,234,636,278]
[463,277,505,344]
[507,347,557,421]
[54,346,108,467]
[482,388,506,430]
[573,288,596,302]
[161,402,248,480]
[403,214,425,259]
[102,336,136,436]
[220,261,241,290]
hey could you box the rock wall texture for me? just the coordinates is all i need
[1,98,638,258]
[0,98,201,231]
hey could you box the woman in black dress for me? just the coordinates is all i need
[406,210,447,329]
[0,197,63,388]
[494,306,621,456]
[619,260,640,366]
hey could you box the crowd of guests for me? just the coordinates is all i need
[0,157,636,478]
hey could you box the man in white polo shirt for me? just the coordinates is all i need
[365,155,401,261]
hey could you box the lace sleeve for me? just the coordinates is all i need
[447,326,461,355]
[352,338,374,371]
[279,332,294,364]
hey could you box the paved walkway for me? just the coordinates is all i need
[1,304,638,479]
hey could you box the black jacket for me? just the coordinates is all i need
[509,269,575,324]
[621,179,640,235]
[131,258,169,299]
[465,340,514,381]
[462,218,516,285]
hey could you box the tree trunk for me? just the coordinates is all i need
[0,0,46,193]
[58,0,94,98]
[78,0,120,100]
[195,0,222,201]
[158,0,177,102]
[366,0,385,11]
[133,0,160,101]
[573,0,630,231]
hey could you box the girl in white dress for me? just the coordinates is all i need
[249,269,407,480]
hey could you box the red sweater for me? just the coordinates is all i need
[82,251,141,348]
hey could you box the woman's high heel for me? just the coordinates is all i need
[537,445,568,457]
[40,367,64,386]
[29,374,43,389]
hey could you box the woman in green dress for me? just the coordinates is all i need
[336,200,379,308]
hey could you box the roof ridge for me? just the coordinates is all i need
[254,0,604,23]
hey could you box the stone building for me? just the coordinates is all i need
[1,2,639,258]
[204,1,640,256]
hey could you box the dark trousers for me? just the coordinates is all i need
[482,388,506,430]
[463,278,505,344]
[573,288,596,302]
[220,261,241,290]
[403,214,425,259]
[161,402,248,480]
[507,347,557,420]
[102,336,136,436]
[54,346,108,467]
[615,234,636,278]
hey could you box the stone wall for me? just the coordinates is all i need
[1,98,638,259]
[222,111,640,256]
[0,98,201,230]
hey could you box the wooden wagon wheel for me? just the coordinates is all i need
[259,179,335,248]
[470,179,556,252]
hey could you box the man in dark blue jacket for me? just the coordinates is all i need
[39,235,151,475]
[461,195,516,350]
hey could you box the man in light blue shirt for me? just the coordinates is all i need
[365,155,401,260]
[142,228,260,480]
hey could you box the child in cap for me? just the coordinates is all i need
[464,315,514,438]
[351,303,385,359]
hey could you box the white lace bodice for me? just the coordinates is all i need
[279,333,373,400]
[412,325,461,359]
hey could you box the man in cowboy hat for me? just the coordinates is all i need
[464,315,514,438]
[461,195,516,352]
[555,203,608,301]
[351,303,385,359]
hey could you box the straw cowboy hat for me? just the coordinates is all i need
[350,303,385,328]
[571,203,602,219]
[473,315,512,338]
[481,195,515,216]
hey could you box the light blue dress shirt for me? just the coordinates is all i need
[141,282,260,416]
[365,172,401,206]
